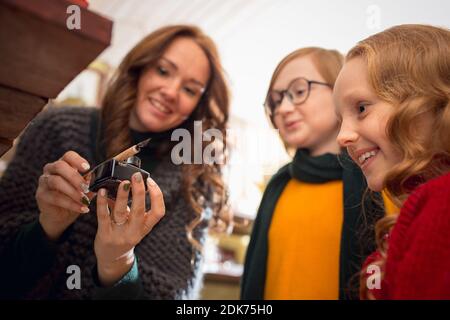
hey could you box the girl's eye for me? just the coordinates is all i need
[157,66,169,76]
[184,87,197,96]
[358,103,368,114]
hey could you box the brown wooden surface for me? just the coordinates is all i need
[0,137,13,157]
[0,86,47,139]
[2,0,112,45]
[0,0,112,157]
[204,272,241,284]
[0,0,113,98]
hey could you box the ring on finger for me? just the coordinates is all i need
[111,212,129,226]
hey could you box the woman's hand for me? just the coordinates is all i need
[94,172,165,287]
[37,151,93,241]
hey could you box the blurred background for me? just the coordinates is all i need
[1,0,449,299]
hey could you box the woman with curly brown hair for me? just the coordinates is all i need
[334,24,450,299]
[0,24,230,299]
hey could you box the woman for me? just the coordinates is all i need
[0,24,230,299]
[334,24,450,299]
[241,47,391,300]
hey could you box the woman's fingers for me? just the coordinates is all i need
[95,173,164,240]
[39,173,89,207]
[94,176,164,277]
[129,172,146,220]
[143,177,165,230]
[44,159,89,194]
[37,188,89,214]
[112,180,131,225]
[61,150,91,174]
[106,198,116,213]
[96,188,110,232]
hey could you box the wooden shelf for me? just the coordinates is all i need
[0,0,112,156]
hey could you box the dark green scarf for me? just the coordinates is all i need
[241,149,385,300]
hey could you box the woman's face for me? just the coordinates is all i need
[334,57,403,191]
[130,37,211,132]
[272,56,341,156]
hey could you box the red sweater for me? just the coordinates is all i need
[363,172,450,299]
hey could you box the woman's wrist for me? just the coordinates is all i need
[38,213,66,241]
[97,250,135,287]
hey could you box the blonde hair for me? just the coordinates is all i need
[347,24,450,298]
[265,47,344,127]
[101,25,231,251]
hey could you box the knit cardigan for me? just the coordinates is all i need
[0,107,207,299]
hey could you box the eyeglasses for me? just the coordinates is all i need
[264,77,332,116]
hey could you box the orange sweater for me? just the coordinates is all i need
[265,179,343,299]
[264,180,398,299]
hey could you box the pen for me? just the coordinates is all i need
[83,137,151,178]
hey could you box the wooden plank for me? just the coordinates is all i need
[1,0,112,45]
[0,137,13,157]
[0,86,48,139]
[0,0,112,98]
[0,0,112,156]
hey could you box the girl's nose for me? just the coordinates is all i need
[275,94,295,116]
[336,122,359,147]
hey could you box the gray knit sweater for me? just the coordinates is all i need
[0,107,207,299]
